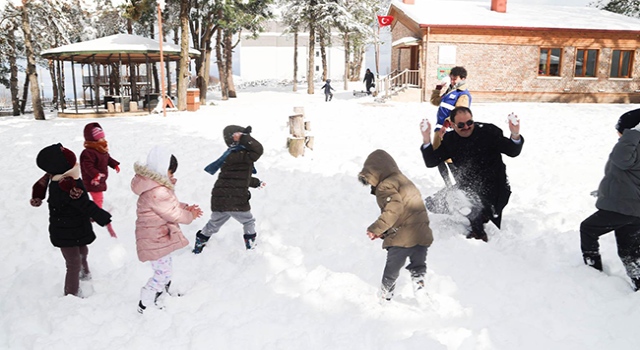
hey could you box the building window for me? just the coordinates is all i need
[316,51,319,57]
[575,49,598,77]
[315,66,319,72]
[610,50,634,78]
[539,48,562,76]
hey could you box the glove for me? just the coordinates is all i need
[91,173,106,186]
[107,223,117,238]
[114,165,120,173]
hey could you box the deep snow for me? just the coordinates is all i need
[1,84,639,350]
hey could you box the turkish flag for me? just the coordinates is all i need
[377,15,394,27]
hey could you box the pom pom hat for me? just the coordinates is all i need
[616,109,640,134]
[31,144,83,206]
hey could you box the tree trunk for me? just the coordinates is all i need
[48,60,58,108]
[60,62,67,109]
[197,34,208,104]
[174,30,180,85]
[293,30,298,92]
[177,0,191,111]
[202,44,212,104]
[56,61,64,109]
[21,1,44,120]
[126,20,137,101]
[320,31,327,82]
[20,79,29,113]
[307,23,315,94]
[8,28,20,116]
[215,28,228,101]
[225,30,236,98]
[343,32,349,90]
[149,25,160,93]
[353,46,364,81]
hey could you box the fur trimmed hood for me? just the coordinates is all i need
[131,162,175,195]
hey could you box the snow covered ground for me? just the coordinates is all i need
[1,84,639,350]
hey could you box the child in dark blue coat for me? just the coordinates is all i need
[321,79,334,102]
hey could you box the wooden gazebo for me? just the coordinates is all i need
[41,34,200,117]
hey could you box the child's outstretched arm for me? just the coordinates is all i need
[108,156,121,173]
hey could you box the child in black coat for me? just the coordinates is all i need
[31,143,112,297]
[321,79,335,102]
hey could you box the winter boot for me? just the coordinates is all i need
[466,230,488,242]
[138,291,164,314]
[632,277,640,292]
[378,284,395,302]
[164,281,183,297]
[244,233,257,250]
[192,231,210,254]
[411,275,426,293]
[583,252,603,271]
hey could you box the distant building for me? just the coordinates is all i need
[239,20,366,82]
[388,0,640,103]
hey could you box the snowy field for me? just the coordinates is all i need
[1,84,639,350]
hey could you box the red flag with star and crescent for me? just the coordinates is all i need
[377,15,394,27]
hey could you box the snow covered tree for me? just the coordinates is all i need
[18,0,44,120]
[591,0,640,17]
[0,4,22,116]
[177,0,190,111]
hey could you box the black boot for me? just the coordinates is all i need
[583,252,603,271]
[193,230,210,254]
[243,233,257,250]
[165,281,183,297]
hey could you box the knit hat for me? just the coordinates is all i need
[84,122,105,141]
[31,144,82,207]
[616,109,640,134]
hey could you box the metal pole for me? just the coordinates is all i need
[158,3,167,117]
[87,62,94,110]
[93,55,99,113]
[57,60,64,113]
[71,56,78,113]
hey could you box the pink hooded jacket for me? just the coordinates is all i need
[131,148,193,262]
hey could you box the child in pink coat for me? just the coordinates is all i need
[131,146,202,313]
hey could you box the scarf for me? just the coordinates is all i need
[204,144,257,176]
[84,139,109,154]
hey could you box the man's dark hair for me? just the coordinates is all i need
[450,106,472,123]
[450,66,467,79]
[169,155,178,174]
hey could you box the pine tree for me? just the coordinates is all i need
[591,0,640,17]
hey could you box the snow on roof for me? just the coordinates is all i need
[41,34,200,57]
[392,37,421,47]
[391,0,640,32]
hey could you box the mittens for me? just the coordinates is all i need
[59,176,83,199]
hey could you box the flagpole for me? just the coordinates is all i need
[157,3,167,117]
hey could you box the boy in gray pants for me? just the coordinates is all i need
[194,125,264,253]
[358,150,434,301]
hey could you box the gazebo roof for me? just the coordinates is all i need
[41,34,200,64]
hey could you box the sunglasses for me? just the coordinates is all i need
[455,120,474,129]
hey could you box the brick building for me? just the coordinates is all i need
[387,0,640,103]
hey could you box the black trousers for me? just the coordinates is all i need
[580,209,640,281]
[381,245,428,292]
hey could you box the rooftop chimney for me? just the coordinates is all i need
[403,0,415,4]
[491,0,507,13]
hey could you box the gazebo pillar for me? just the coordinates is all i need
[71,56,78,113]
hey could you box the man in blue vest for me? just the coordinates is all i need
[430,66,472,186]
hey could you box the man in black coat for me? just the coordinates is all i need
[363,69,375,95]
[580,109,640,291]
[420,107,524,241]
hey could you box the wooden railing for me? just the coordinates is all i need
[376,69,420,100]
